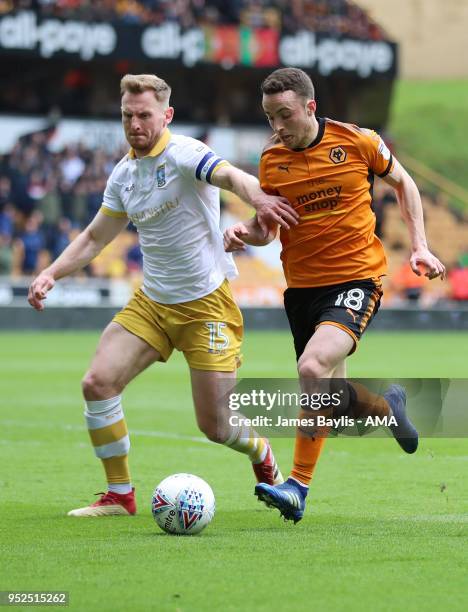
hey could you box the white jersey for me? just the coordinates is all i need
[101,130,238,304]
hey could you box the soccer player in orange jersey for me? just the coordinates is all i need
[224,67,446,523]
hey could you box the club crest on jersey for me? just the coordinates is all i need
[156,163,166,187]
[329,146,347,164]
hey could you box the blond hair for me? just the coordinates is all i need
[120,74,171,106]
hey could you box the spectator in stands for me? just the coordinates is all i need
[40,174,62,228]
[14,211,48,275]
[0,201,15,275]
[0,202,15,238]
[3,0,386,39]
[449,267,468,301]
[390,258,428,302]
[0,233,13,275]
[50,217,72,260]
[448,250,468,301]
[0,175,13,210]
[60,146,86,187]
[85,177,107,223]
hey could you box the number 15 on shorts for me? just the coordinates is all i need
[205,322,230,353]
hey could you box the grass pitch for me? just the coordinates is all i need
[390,79,468,201]
[1,331,467,611]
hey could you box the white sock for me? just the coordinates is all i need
[108,483,133,495]
[225,422,268,463]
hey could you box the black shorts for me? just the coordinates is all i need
[284,278,383,360]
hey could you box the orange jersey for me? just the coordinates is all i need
[259,117,394,288]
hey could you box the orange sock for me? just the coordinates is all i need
[347,382,390,419]
[290,426,327,487]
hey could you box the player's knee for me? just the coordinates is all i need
[197,419,224,444]
[81,370,122,400]
[297,355,332,379]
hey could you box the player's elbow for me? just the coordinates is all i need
[396,170,418,198]
[86,226,110,255]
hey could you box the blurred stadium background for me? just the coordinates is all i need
[0,0,467,326]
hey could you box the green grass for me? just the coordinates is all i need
[390,79,468,202]
[1,331,467,611]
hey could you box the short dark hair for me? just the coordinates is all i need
[261,68,315,100]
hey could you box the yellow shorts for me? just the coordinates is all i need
[113,280,243,372]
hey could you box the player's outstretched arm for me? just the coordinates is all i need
[210,164,298,233]
[28,211,128,311]
[383,159,446,280]
[223,217,278,252]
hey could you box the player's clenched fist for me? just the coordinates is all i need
[254,195,298,233]
[28,272,55,311]
[223,223,249,252]
[409,248,446,281]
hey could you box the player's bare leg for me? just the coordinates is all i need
[332,359,346,379]
[190,368,283,485]
[69,322,161,517]
[256,325,417,522]
[82,322,161,400]
[255,325,352,521]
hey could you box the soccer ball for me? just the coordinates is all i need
[151,473,215,535]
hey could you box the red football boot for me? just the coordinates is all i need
[68,488,136,517]
[252,441,284,485]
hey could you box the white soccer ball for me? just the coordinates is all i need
[151,473,215,535]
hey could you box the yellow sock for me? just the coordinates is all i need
[102,455,131,484]
[85,396,131,486]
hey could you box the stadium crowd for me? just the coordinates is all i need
[0,129,128,277]
[0,128,467,303]
[2,0,385,39]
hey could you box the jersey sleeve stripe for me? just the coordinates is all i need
[208,160,230,181]
[206,158,227,183]
[195,151,215,180]
[377,154,393,178]
[100,205,128,219]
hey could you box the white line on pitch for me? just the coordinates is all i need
[0,419,211,444]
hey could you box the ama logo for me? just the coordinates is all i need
[178,488,204,531]
[152,490,172,513]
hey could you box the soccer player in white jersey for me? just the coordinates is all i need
[28,74,298,517]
